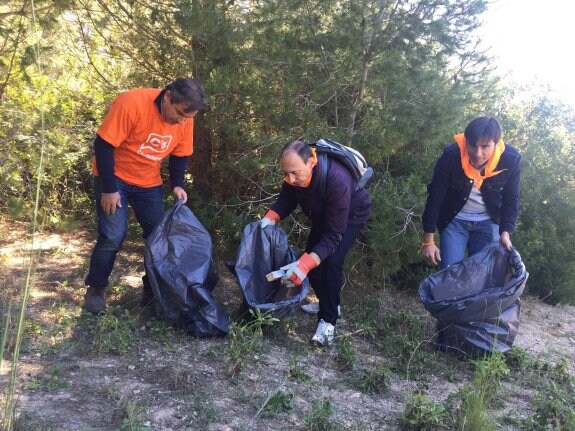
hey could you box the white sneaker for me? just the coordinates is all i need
[301,302,341,317]
[311,319,335,346]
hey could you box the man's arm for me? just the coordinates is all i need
[169,155,189,203]
[499,153,521,235]
[269,182,299,220]
[420,148,455,265]
[94,135,116,193]
[94,135,122,215]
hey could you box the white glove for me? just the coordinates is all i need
[260,217,276,229]
[279,252,319,288]
[279,261,301,288]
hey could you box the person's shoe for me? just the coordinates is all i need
[311,319,335,346]
[301,302,341,317]
[83,287,106,315]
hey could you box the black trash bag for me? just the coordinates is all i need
[232,222,310,317]
[144,200,229,337]
[418,245,528,356]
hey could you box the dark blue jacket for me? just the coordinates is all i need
[422,142,521,235]
[271,157,371,261]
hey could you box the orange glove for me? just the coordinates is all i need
[281,252,319,287]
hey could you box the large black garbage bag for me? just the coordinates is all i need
[418,245,528,356]
[232,222,309,317]
[144,200,229,337]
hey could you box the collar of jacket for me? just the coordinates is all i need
[454,133,506,190]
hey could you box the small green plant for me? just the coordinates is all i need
[25,319,44,337]
[523,381,575,430]
[108,387,122,402]
[456,385,493,431]
[25,367,71,391]
[547,358,572,383]
[504,355,575,430]
[289,357,313,384]
[453,353,509,431]
[346,296,379,338]
[358,362,390,394]
[26,304,81,355]
[348,298,431,378]
[91,307,138,354]
[304,398,338,431]
[169,366,197,391]
[107,389,150,431]
[400,392,447,430]
[224,308,279,376]
[504,347,533,372]
[110,283,129,297]
[145,318,180,345]
[201,347,219,359]
[191,393,220,426]
[336,334,356,371]
[118,398,150,431]
[49,303,79,335]
[445,366,461,383]
[472,353,509,395]
[262,391,295,415]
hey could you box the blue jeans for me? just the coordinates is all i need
[439,218,499,270]
[307,222,364,325]
[85,177,165,289]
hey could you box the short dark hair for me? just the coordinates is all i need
[281,140,313,162]
[166,78,207,113]
[464,116,502,146]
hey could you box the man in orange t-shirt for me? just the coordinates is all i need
[84,78,207,314]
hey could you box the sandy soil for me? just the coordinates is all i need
[0,218,573,430]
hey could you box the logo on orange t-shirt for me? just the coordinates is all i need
[142,133,173,152]
[136,133,174,161]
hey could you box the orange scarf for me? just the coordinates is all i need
[284,147,318,187]
[454,133,506,190]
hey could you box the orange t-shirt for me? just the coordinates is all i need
[92,88,194,188]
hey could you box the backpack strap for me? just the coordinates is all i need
[318,152,329,201]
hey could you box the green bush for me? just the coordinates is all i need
[400,393,447,430]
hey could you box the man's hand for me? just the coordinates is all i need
[260,209,281,229]
[420,233,441,266]
[500,231,512,251]
[173,186,188,204]
[260,218,275,229]
[280,252,320,288]
[421,243,442,266]
[101,192,122,215]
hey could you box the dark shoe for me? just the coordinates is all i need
[140,288,155,307]
[84,287,106,314]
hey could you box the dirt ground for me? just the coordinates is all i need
[0,218,574,430]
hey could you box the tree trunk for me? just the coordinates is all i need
[190,112,213,199]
